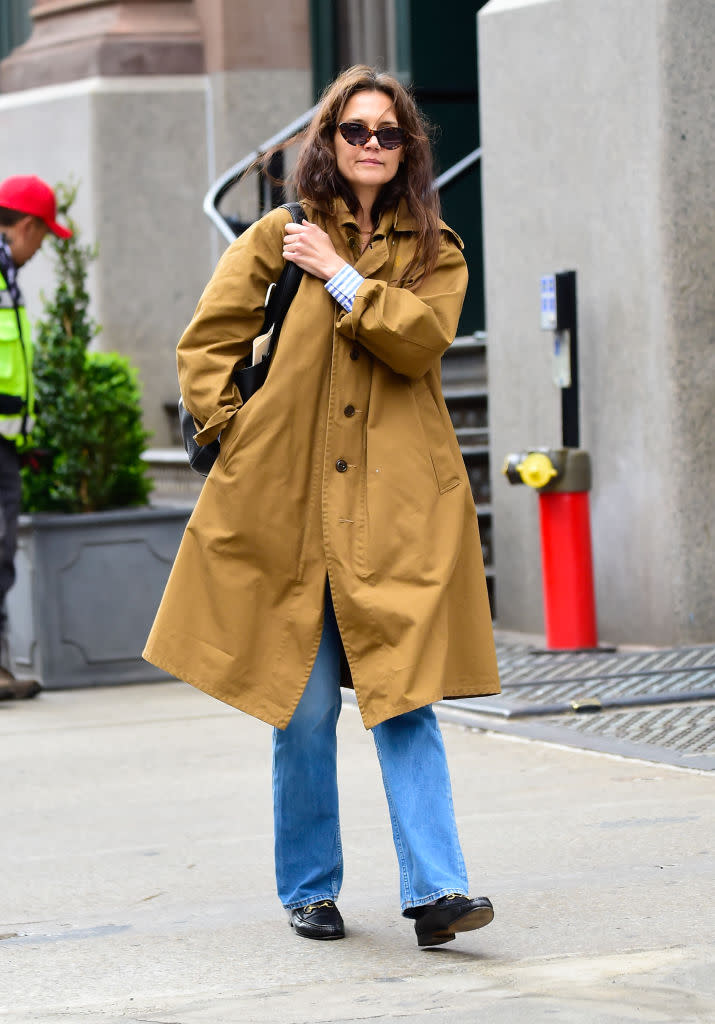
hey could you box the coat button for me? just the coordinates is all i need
[335,459,348,473]
[350,346,360,360]
[344,404,355,418]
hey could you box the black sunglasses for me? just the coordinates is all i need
[338,122,406,150]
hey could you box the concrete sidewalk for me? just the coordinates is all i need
[1,681,713,1023]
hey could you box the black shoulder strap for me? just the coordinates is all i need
[261,203,306,360]
[282,201,305,222]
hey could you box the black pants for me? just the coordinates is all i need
[0,438,21,631]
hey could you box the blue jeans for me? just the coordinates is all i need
[272,586,469,914]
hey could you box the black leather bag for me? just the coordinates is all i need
[179,202,305,476]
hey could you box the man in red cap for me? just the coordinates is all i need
[0,175,72,700]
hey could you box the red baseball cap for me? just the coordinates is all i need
[0,175,72,239]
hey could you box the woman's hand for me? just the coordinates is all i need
[283,221,346,281]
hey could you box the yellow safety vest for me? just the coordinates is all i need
[0,269,34,444]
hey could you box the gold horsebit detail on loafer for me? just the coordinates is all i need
[303,900,335,914]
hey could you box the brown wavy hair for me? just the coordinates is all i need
[291,65,442,284]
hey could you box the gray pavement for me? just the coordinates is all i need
[1,679,713,1023]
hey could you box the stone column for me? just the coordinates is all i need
[193,0,313,229]
[194,0,311,75]
[0,0,204,92]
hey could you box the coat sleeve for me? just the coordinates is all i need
[177,208,289,445]
[333,230,469,380]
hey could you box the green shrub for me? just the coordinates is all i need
[21,182,152,514]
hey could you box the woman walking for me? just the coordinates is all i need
[144,65,500,947]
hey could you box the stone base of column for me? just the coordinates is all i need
[0,1,204,93]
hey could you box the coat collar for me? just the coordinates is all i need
[327,196,464,250]
[302,195,462,247]
[328,196,415,238]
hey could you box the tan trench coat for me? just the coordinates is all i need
[143,199,500,729]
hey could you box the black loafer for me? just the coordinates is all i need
[289,899,345,940]
[414,894,494,947]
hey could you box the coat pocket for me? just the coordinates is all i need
[412,378,461,494]
[216,402,251,469]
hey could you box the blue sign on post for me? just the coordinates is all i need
[540,274,557,330]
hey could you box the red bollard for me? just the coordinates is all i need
[538,491,597,649]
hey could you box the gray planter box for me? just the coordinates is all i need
[7,506,192,689]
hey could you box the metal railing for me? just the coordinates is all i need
[434,147,481,192]
[204,107,481,242]
[204,105,320,244]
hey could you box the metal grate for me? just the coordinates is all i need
[454,649,715,718]
[495,643,715,685]
[451,676,715,718]
[540,703,715,756]
[438,642,715,770]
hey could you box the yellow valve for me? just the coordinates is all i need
[517,452,558,489]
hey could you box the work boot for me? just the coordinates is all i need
[0,665,41,700]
